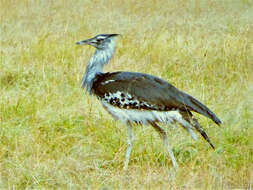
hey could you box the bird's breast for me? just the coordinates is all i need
[101,100,182,126]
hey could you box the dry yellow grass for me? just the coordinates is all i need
[1,0,253,189]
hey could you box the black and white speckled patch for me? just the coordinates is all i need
[100,91,168,110]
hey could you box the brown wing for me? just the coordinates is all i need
[92,71,221,125]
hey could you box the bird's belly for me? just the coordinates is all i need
[102,101,183,125]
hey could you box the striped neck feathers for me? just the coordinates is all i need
[82,40,116,93]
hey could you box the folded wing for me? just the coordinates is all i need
[92,71,221,125]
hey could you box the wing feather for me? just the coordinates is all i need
[92,72,221,125]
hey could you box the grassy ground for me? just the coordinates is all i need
[1,0,253,189]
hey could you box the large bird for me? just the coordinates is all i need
[76,34,221,170]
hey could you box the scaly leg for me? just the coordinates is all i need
[123,122,134,170]
[149,121,178,168]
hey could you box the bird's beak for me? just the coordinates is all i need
[76,38,94,45]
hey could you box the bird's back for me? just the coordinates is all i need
[92,71,221,125]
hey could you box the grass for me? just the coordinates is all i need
[1,0,253,189]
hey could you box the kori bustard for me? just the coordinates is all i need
[76,34,221,170]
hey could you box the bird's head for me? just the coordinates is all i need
[76,34,120,50]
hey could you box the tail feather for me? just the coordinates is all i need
[180,111,215,149]
[185,94,222,125]
[192,118,215,149]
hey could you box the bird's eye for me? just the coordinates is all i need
[97,39,102,43]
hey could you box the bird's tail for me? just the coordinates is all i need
[192,118,215,149]
[180,111,215,149]
[185,94,222,125]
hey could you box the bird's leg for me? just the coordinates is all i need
[123,121,134,170]
[148,121,178,168]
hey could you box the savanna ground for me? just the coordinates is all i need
[1,0,253,189]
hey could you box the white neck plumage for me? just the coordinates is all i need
[81,40,116,93]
